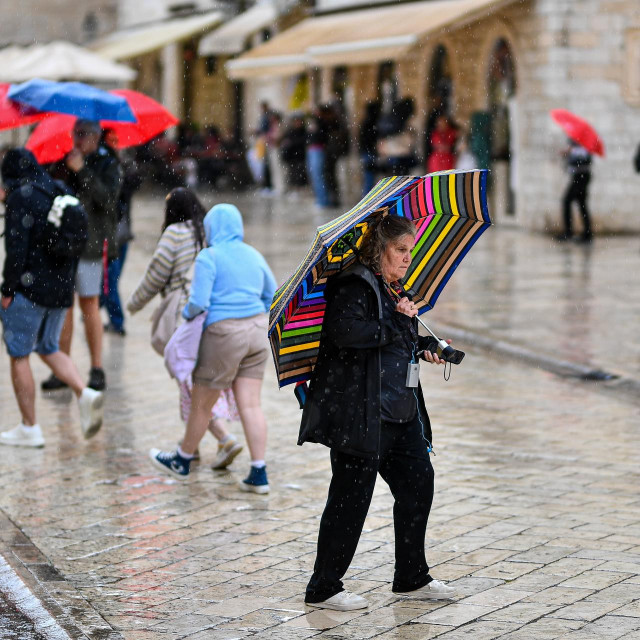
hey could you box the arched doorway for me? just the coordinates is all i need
[425,45,453,162]
[488,38,517,216]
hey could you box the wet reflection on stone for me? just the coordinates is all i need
[0,594,44,640]
[0,190,638,637]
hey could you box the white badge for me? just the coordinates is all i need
[406,362,420,388]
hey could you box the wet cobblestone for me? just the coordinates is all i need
[0,189,639,639]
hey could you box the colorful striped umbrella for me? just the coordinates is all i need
[269,169,491,388]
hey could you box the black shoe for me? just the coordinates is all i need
[87,367,106,391]
[41,374,68,391]
[104,323,126,336]
[553,233,572,242]
[576,234,593,244]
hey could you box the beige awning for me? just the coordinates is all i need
[93,11,224,61]
[198,2,277,56]
[0,41,136,83]
[227,0,515,79]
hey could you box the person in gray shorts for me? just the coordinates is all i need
[0,149,104,448]
[42,120,122,392]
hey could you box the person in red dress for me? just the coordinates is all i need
[426,115,457,173]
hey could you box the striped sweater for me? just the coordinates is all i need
[126,222,200,315]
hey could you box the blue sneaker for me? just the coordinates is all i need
[240,465,269,494]
[149,448,191,480]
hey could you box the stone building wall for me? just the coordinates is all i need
[513,0,640,233]
[188,55,235,132]
[0,0,117,46]
[338,0,640,233]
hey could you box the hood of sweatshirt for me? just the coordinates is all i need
[203,203,244,247]
[1,148,47,192]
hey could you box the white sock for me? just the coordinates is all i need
[251,460,266,469]
[21,423,39,432]
[219,434,234,445]
[177,446,194,460]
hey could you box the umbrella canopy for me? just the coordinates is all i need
[269,169,491,387]
[0,83,47,131]
[551,109,605,157]
[8,79,136,123]
[26,90,179,164]
[0,41,136,84]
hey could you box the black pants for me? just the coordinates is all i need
[305,415,435,602]
[563,172,592,238]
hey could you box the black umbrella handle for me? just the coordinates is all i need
[416,316,465,365]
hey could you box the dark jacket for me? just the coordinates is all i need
[298,263,433,459]
[1,149,77,308]
[280,124,306,164]
[49,145,122,260]
[359,103,381,156]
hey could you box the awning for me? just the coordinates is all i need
[227,0,515,79]
[198,2,277,56]
[0,41,136,83]
[93,11,224,61]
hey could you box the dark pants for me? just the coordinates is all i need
[305,415,435,602]
[101,243,128,331]
[563,172,592,238]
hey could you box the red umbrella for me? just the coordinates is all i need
[551,109,605,157]
[0,83,47,131]
[26,89,178,164]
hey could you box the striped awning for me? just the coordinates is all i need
[93,11,224,61]
[227,0,516,79]
[198,2,277,56]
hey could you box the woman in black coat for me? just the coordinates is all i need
[299,214,457,611]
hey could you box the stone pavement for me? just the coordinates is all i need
[0,189,639,639]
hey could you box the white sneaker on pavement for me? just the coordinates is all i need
[78,388,104,439]
[211,437,243,469]
[393,579,456,600]
[0,423,45,448]
[305,591,368,611]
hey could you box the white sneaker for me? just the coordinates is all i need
[305,591,368,611]
[393,579,456,600]
[0,423,45,448]
[78,388,104,439]
[211,437,243,470]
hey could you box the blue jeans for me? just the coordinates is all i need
[0,292,67,358]
[306,147,329,207]
[101,243,128,331]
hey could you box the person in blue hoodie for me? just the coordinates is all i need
[149,203,277,492]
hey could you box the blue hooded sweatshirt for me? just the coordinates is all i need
[183,204,277,327]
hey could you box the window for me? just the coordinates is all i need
[83,12,99,42]
[205,56,217,76]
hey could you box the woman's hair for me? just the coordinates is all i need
[163,187,207,250]
[358,213,416,274]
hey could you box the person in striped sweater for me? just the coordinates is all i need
[127,188,242,469]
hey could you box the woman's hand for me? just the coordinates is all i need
[423,339,452,365]
[395,297,418,318]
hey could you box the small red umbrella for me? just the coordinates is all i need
[26,89,179,164]
[0,83,47,131]
[551,109,605,157]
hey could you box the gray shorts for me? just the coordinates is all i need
[75,259,102,298]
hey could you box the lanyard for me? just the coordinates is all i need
[379,278,418,356]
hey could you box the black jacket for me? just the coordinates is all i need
[298,263,434,459]
[49,145,122,260]
[1,149,77,308]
